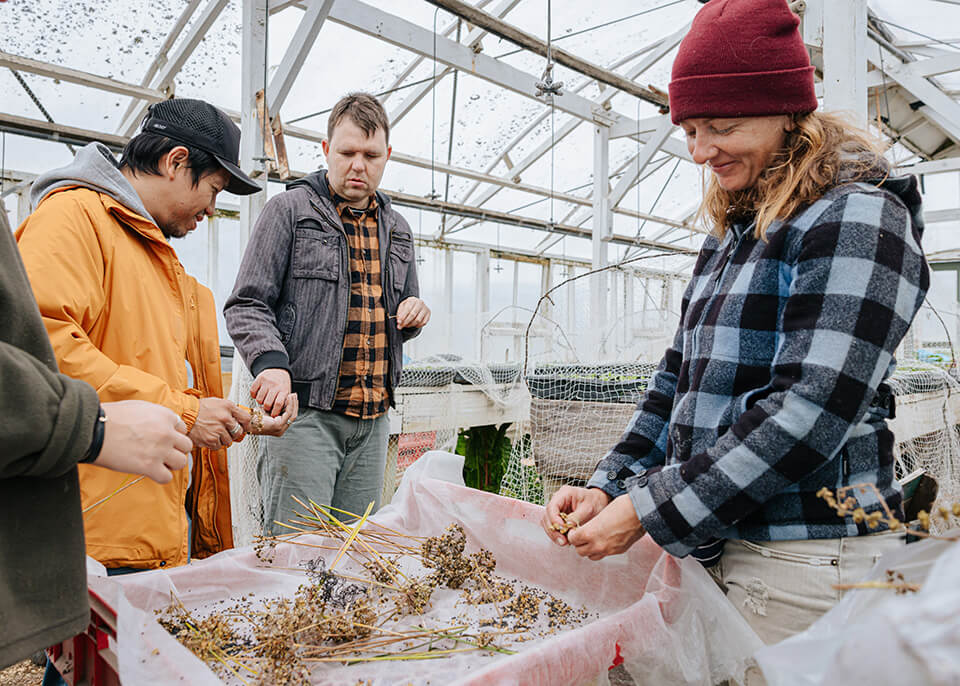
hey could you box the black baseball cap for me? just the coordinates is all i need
[141,98,261,196]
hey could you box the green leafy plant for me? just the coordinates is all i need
[457,423,512,493]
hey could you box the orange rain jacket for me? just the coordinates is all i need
[16,153,232,569]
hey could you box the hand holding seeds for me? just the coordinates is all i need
[565,494,647,561]
[242,393,298,437]
[542,485,611,546]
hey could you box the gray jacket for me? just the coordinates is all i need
[224,171,420,410]
[0,217,100,668]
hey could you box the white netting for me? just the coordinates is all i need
[886,361,960,531]
[499,265,680,505]
[226,268,960,538]
[496,266,960,519]
[226,354,263,547]
[226,354,530,545]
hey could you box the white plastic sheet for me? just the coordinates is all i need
[91,451,762,685]
[755,532,960,686]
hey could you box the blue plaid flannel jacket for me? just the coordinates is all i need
[588,173,929,558]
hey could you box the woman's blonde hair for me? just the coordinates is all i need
[698,111,885,240]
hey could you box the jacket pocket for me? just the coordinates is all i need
[292,227,339,280]
[277,302,297,342]
[389,232,414,292]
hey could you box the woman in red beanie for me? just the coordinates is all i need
[543,0,930,645]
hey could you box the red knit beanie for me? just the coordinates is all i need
[668,0,817,124]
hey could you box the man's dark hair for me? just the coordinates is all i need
[327,92,390,146]
[118,133,221,187]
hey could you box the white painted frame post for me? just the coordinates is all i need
[241,0,269,247]
[591,123,610,358]
[822,0,867,124]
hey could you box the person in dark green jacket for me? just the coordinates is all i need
[0,210,194,669]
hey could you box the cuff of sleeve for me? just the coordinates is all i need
[627,465,696,558]
[586,471,626,499]
[180,391,201,432]
[250,350,291,378]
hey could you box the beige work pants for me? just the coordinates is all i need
[711,532,905,646]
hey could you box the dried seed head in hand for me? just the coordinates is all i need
[550,512,579,535]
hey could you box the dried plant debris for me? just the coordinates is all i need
[158,506,596,684]
[818,484,960,540]
[818,483,959,596]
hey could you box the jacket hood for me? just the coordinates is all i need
[287,169,392,211]
[840,155,924,238]
[30,142,156,225]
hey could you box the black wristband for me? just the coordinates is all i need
[79,406,107,464]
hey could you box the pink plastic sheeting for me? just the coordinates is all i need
[93,452,762,685]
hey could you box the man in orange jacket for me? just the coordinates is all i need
[16,99,294,572]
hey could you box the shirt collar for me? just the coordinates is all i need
[334,193,378,218]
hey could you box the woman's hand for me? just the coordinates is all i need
[542,486,611,546]
[566,494,647,560]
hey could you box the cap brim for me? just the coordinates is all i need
[216,156,262,196]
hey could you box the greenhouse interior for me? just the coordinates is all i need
[1,0,959,684]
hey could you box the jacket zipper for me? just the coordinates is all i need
[310,199,354,408]
[690,230,745,351]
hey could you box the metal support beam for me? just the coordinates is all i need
[118,0,230,136]
[865,52,960,89]
[0,51,166,103]
[241,0,269,247]
[457,44,679,208]
[0,109,694,243]
[445,247,455,350]
[867,35,960,143]
[591,124,610,357]
[388,0,520,126]
[116,0,204,131]
[422,0,667,108]
[477,248,490,359]
[389,149,687,230]
[900,158,960,175]
[327,0,650,132]
[386,188,696,254]
[608,115,675,208]
[822,0,867,124]
[266,0,335,115]
[0,111,127,150]
[207,216,220,290]
[925,208,960,223]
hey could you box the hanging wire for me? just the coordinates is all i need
[441,19,462,233]
[429,6,441,201]
[287,76,437,124]
[497,0,686,59]
[628,158,681,252]
[542,0,560,236]
[872,17,960,52]
[875,48,901,167]
[535,0,563,98]
[288,2,687,127]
